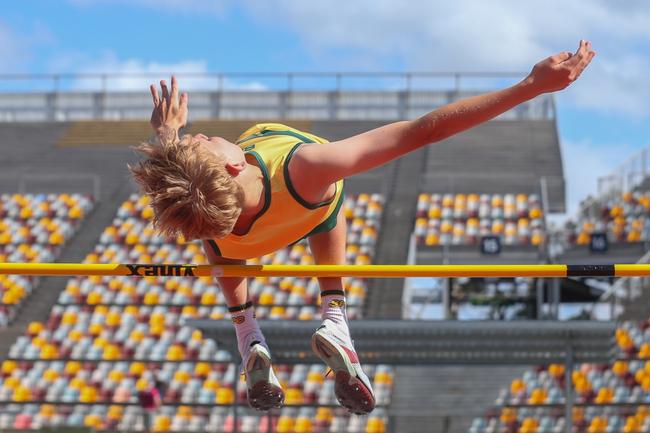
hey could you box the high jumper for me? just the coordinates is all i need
[129,40,595,414]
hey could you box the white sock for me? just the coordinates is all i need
[229,301,266,361]
[320,290,353,345]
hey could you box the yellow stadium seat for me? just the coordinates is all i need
[144,291,160,304]
[294,416,313,433]
[258,290,274,305]
[136,378,149,391]
[41,344,59,359]
[32,336,46,348]
[634,369,645,385]
[624,416,640,433]
[84,414,103,428]
[548,364,565,378]
[519,417,538,433]
[500,408,517,424]
[69,206,84,219]
[182,305,197,316]
[40,404,56,417]
[70,377,86,390]
[149,324,165,337]
[92,337,108,349]
[127,329,144,343]
[594,387,613,403]
[177,405,193,419]
[527,388,547,404]
[80,385,98,403]
[103,344,122,360]
[166,344,185,361]
[65,361,81,376]
[106,311,121,327]
[49,231,64,245]
[129,362,146,377]
[1,360,17,375]
[107,405,123,421]
[141,206,154,220]
[43,368,59,382]
[576,231,590,245]
[612,360,628,376]
[86,291,103,305]
[173,370,191,384]
[61,311,78,325]
[285,388,303,405]
[638,343,650,358]
[574,377,591,394]
[588,416,607,433]
[4,377,20,390]
[123,305,139,315]
[510,379,526,394]
[194,362,211,377]
[215,387,234,404]
[153,415,171,432]
[642,375,650,392]
[375,370,393,385]
[307,370,324,384]
[108,370,125,382]
[200,291,217,305]
[366,417,386,433]
[203,378,220,391]
[276,416,295,433]
[19,207,33,219]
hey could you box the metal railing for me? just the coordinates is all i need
[597,145,650,199]
[0,72,555,122]
[0,71,528,93]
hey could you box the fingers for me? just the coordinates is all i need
[171,75,179,101]
[568,41,596,81]
[550,51,572,64]
[150,84,160,107]
[563,40,589,68]
[160,79,170,104]
[180,92,188,108]
[569,49,596,81]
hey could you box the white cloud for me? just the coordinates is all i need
[50,51,265,91]
[566,54,650,117]
[239,0,650,117]
[62,0,650,117]
[0,21,29,73]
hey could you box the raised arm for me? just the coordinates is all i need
[293,40,595,187]
[149,75,188,142]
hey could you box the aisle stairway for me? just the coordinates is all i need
[390,365,525,433]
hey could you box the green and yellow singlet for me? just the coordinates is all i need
[206,123,344,260]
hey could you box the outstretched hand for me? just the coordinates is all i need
[526,40,596,94]
[149,76,188,137]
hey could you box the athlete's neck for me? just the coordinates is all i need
[232,163,265,233]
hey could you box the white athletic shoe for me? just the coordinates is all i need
[311,320,376,414]
[242,341,284,411]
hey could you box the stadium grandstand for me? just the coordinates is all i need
[0,72,647,433]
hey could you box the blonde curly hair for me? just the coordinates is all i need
[128,134,244,240]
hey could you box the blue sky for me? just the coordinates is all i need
[1,0,649,218]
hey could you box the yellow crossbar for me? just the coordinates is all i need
[1,263,649,278]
